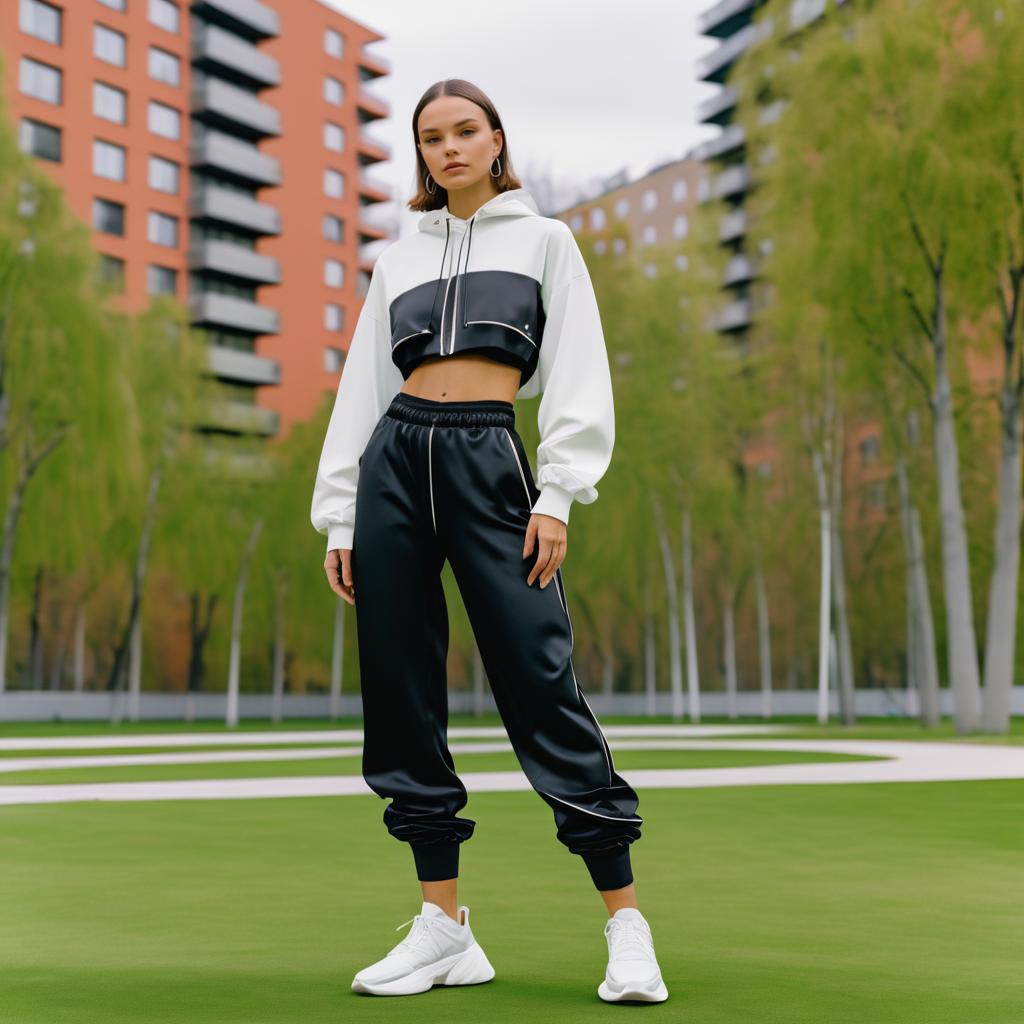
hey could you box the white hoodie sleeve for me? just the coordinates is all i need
[528,225,615,525]
[310,260,402,554]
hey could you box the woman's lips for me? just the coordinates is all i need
[445,164,466,172]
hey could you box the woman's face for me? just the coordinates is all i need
[416,96,501,192]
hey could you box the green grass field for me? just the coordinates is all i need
[0,716,1021,1022]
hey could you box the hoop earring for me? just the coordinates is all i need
[490,156,502,178]
[425,172,437,195]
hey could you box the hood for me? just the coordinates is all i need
[415,188,541,335]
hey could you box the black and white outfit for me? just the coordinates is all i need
[310,187,642,891]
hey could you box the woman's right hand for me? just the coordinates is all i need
[324,548,355,605]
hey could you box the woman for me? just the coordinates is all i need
[310,79,668,1004]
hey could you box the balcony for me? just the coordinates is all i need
[698,0,760,38]
[190,185,280,235]
[358,167,391,202]
[696,19,770,83]
[199,399,280,436]
[192,24,281,88]
[718,208,748,242]
[709,162,751,200]
[191,76,281,139]
[694,123,746,162]
[359,46,391,78]
[207,344,281,386]
[188,239,280,284]
[189,293,280,335]
[357,83,389,121]
[190,128,281,187]
[723,254,756,286]
[696,85,738,125]
[716,297,752,332]
[191,0,279,40]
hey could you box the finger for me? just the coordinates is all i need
[541,542,566,587]
[523,517,536,560]
[528,536,552,586]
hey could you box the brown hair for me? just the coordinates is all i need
[407,79,523,212]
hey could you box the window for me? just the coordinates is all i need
[325,305,344,332]
[19,117,61,162]
[859,435,880,465]
[324,168,344,198]
[97,254,125,292]
[148,100,181,139]
[673,178,688,202]
[325,259,344,288]
[149,155,179,193]
[324,122,344,153]
[95,24,127,66]
[673,215,688,239]
[675,253,689,271]
[756,460,772,479]
[612,237,627,255]
[641,188,658,212]
[324,77,343,105]
[148,211,178,247]
[614,198,629,218]
[20,57,62,105]
[323,214,344,243]
[589,207,606,230]
[594,240,607,255]
[697,177,711,201]
[325,27,343,58]
[149,47,181,86]
[569,214,583,232]
[867,481,886,509]
[149,0,180,33]
[94,82,127,123]
[325,345,344,371]
[94,139,126,181]
[98,0,127,8]
[642,225,657,246]
[643,263,657,279]
[147,265,177,295]
[19,0,61,44]
[94,197,125,236]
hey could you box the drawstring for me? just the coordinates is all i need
[462,215,476,327]
[426,220,452,333]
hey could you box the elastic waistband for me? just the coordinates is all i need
[387,391,515,428]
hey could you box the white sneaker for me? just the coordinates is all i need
[351,900,496,996]
[598,907,669,1003]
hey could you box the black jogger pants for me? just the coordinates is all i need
[349,391,643,892]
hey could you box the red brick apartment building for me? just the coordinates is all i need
[1,0,392,465]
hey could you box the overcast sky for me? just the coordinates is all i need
[322,0,721,236]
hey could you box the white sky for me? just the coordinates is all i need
[321,0,721,237]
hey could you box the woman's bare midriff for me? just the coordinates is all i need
[400,352,522,404]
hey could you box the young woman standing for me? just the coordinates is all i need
[311,78,668,1004]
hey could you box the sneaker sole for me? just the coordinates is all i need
[351,941,496,996]
[598,975,669,1003]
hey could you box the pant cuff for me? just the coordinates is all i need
[582,846,634,891]
[411,841,460,881]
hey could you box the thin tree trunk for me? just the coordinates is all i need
[472,643,485,716]
[812,444,832,724]
[73,602,86,692]
[329,596,345,719]
[682,507,701,722]
[226,518,263,728]
[651,492,684,719]
[271,572,287,725]
[722,583,737,720]
[829,412,856,725]
[644,608,657,717]
[755,559,772,719]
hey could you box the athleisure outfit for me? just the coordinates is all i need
[310,187,643,892]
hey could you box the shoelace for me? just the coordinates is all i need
[390,913,449,957]
[605,918,654,961]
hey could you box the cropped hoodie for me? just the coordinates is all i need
[310,186,615,553]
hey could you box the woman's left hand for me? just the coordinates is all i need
[523,513,566,588]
